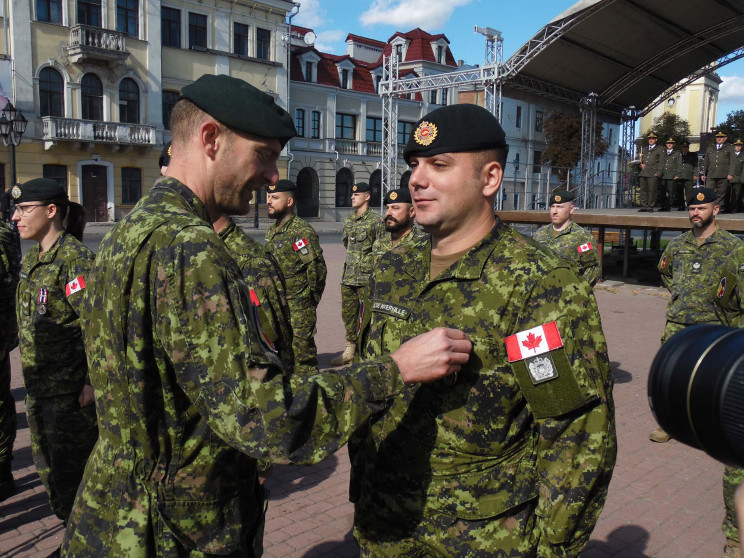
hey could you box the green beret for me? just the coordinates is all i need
[352,182,371,193]
[687,187,717,206]
[179,74,296,147]
[12,178,67,204]
[159,142,171,168]
[403,104,507,164]
[548,190,575,206]
[384,188,412,205]
[267,179,296,193]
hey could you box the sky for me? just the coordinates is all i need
[292,0,744,125]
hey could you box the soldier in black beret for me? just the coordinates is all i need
[158,142,171,175]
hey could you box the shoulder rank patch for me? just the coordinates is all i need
[577,242,593,253]
[717,277,727,298]
[505,322,563,362]
[65,276,86,297]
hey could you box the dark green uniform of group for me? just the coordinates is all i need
[16,231,98,523]
[341,208,384,342]
[729,144,744,213]
[678,146,699,208]
[353,221,616,557]
[703,140,737,211]
[660,146,682,210]
[61,178,413,557]
[533,222,601,286]
[0,220,20,488]
[264,214,326,375]
[639,141,664,211]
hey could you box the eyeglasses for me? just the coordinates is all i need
[13,203,49,216]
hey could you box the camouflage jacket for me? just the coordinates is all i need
[704,143,737,179]
[16,232,93,398]
[533,222,601,286]
[264,214,326,308]
[0,221,20,355]
[62,178,407,557]
[661,149,683,180]
[658,227,743,325]
[220,218,294,374]
[371,226,429,269]
[713,243,744,327]
[639,144,664,177]
[341,208,384,286]
[356,221,616,557]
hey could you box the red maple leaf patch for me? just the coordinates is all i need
[522,332,542,352]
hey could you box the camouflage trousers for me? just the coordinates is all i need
[289,303,319,375]
[661,321,720,344]
[340,284,368,343]
[724,466,744,542]
[0,351,16,468]
[355,501,539,557]
[27,393,98,523]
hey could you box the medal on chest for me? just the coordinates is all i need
[38,287,48,315]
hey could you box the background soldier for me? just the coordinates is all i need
[331,182,384,366]
[702,131,737,212]
[678,141,699,209]
[158,142,171,175]
[533,190,601,286]
[639,132,664,212]
[729,139,744,213]
[371,185,428,267]
[660,138,682,211]
[0,195,20,501]
[265,179,327,375]
[353,104,616,557]
[652,187,742,443]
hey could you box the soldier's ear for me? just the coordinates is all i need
[286,195,295,208]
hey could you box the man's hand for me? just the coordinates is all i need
[392,327,472,385]
[78,384,95,407]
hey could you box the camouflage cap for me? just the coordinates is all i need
[158,142,171,168]
[687,187,718,206]
[267,179,296,193]
[352,182,371,193]
[384,188,412,205]
[12,178,67,203]
[548,190,575,206]
[179,74,297,147]
[403,104,507,164]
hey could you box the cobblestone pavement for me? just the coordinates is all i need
[0,235,729,557]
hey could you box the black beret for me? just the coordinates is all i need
[179,74,297,147]
[403,104,507,164]
[159,142,171,168]
[11,178,67,204]
[548,190,575,206]
[352,182,371,193]
[267,179,296,193]
[384,188,412,205]
[687,187,718,206]
[399,172,410,190]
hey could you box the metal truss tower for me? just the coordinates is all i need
[620,106,639,207]
[578,92,598,209]
[381,54,400,206]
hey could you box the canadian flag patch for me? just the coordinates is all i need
[577,242,593,253]
[293,238,308,251]
[65,276,86,297]
[505,322,563,362]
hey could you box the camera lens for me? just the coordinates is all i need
[648,324,744,467]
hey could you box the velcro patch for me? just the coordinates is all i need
[371,300,411,320]
[505,322,563,362]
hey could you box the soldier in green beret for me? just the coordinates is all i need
[532,190,601,286]
[331,181,385,366]
[61,73,472,557]
[264,179,327,376]
[10,178,98,533]
[352,103,616,557]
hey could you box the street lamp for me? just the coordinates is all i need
[0,101,28,185]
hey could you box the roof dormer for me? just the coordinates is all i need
[336,58,355,90]
[431,38,448,65]
[390,36,408,63]
[298,50,321,83]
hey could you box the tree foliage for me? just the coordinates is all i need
[640,112,692,146]
[716,110,744,140]
[542,111,608,179]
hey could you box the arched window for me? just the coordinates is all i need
[39,67,64,117]
[81,73,103,121]
[335,167,354,207]
[119,78,139,124]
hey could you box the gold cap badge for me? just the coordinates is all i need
[268,185,276,191]
[352,185,358,192]
[414,121,438,146]
[555,195,562,202]
[10,185,21,200]
[389,191,398,201]
[696,192,705,201]
[167,145,172,156]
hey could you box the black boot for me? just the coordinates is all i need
[0,461,16,502]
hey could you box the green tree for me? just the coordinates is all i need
[640,112,692,147]
[716,109,744,140]
[542,111,608,180]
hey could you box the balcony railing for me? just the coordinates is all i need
[66,25,129,64]
[42,117,156,148]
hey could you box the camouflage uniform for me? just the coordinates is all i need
[639,143,664,211]
[341,208,384,342]
[370,226,429,269]
[657,227,743,342]
[264,215,326,375]
[0,221,20,484]
[704,142,737,211]
[533,222,601,286]
[713,244,744,547]
[62,178,410,557]
[16,231,98,523]
[354,221,616,557]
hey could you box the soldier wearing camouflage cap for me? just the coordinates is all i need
[61,74,472,557]
[264,179,327,376]
[352,103,616,556]
[533,190,601,286]
[331,181,385,366]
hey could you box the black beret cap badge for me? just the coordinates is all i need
[11,185,21,199]
[414,121,438,146]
